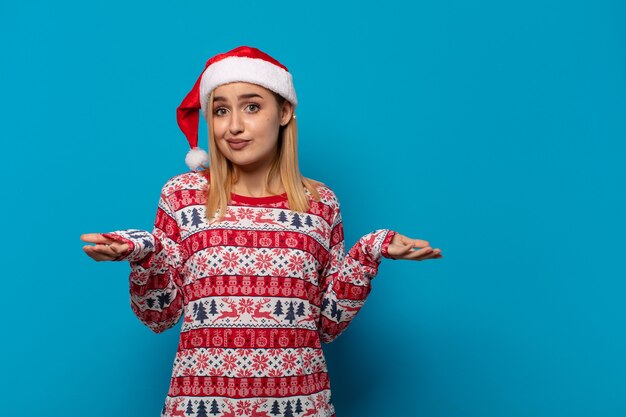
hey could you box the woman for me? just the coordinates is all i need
[81,46,442,417]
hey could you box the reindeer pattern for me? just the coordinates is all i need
[106,172,395,417]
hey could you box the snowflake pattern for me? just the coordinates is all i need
[104,171,396,417]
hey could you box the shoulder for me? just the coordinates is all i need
[306,178,341,210]
[160,171,208,197]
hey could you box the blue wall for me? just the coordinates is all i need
[1,1,625,416]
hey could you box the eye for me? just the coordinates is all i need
[245,103,260,113]
[213,107,227,117]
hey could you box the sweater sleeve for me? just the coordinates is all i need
[102,187,186,334]
[318,202,396,343]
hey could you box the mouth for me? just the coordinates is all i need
[226,139,251,150]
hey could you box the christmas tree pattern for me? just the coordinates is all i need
[305,215,313,228]
[196,400,208,417]
[190,208,203,229]
[273,300,283,316]
[296,302,305,317]
[208,299,218,316]
[283,400,294,417]
[157,292,171,309]
[193,301,208,324]
[181,211,190,227]
[330,300,343,322]
[290,213,303,229]
[294,399,303,414]
[321,298,330,312]
[126,230,149,239]
[285,301,296,324]
[103,171,396,417]
[209,399,219,415]
[270,400,281,416]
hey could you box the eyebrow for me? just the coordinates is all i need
[213,93,265,103]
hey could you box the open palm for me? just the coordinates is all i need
[387,232,443,261]
[81,233,129,262]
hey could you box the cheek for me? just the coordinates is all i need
[211,118,227,137]
[250,117,280,140]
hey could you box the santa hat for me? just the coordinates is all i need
[176,46,298,171]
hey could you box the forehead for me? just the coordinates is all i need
[213,82,272,98]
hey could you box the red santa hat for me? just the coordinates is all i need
[176,46,298,171]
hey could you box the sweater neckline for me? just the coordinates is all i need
[229,191,288,204]
[198,170,288,204]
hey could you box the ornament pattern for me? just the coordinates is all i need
[104,171,396,417]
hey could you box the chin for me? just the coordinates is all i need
[226,156,258,167]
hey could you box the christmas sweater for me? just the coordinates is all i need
[104,171,396,417]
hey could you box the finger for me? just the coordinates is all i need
[398,235,429,247]
[400,242,416,254]
[90,244,121,258]
[83,246,117,261]
[392,247,428,260]
[396,234,429,249]
[108,243,129,256]
[108,244,122,255]
[410,239,430,248]
[387,242,417,258]
[80,233,116,245]
[421,250,442,260]
[417,249,443,260]
[402,246,435,260]
[83,245,111,259]
[391,233,431,250]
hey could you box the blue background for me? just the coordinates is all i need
[1,0,625,416]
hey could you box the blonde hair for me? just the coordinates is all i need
[202,89,321,223]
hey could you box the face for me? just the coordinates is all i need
[211,82,293,172]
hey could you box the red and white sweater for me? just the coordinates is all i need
[104,171,396,417]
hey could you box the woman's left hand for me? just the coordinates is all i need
[386,232,443,261]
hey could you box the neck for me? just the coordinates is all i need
[230,158,284,197]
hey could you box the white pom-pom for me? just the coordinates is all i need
[185,147,209,171]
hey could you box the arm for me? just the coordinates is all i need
[102,187,186,334]
[318,204,396,343]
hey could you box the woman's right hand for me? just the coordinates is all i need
[81,233,130,262]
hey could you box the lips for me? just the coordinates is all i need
[226,139,251,150]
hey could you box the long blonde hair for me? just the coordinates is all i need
[202,89,321,223]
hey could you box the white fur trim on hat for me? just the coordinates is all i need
[199,56,297,120]
[185,147,209,171]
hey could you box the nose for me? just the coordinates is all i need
[228,110,244,135]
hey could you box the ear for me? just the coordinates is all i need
[279,101,294,126]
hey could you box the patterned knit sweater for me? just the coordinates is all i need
[104,171,396,417]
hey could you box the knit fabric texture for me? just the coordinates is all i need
[104,171,396,417]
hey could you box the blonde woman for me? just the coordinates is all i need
[81,46,442,417]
